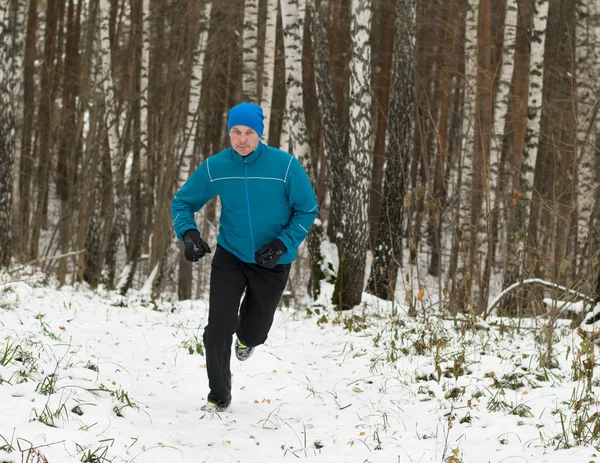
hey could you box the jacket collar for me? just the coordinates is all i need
[231,141,265,165]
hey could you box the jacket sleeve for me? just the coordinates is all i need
[278,157,319,251]
[171,160,215,241]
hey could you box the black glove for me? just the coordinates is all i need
[254,239,287,268]
[183,229,211,262]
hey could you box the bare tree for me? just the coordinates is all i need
[427,0,457,277]
[470,0,493,313]
[9,0,26,249]
[310,0,373,309]
[528,0,577,287]
[0,0,14,268]
[29,0,60,261]
[280,0,326,299]
[243,0,259,101]
[260,0,278,143]
[56,0,82,284]
[575,0,600,286]
[170,1,211,300]
[366,0,414,301]
[450,0,478,311]
[367,0,395,246]
[500,0,536,316]
[118,0,150,295]
[99,0,125,288]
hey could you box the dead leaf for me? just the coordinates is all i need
[512,189,523,205]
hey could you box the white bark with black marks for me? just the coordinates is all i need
[309,0,373,309]
[575,0,600,271]
[178,3,211,190]
[281,0,311,173]
[347,0,373,269]
[524,0,548,166]
[367,0,415,301]
[453,0,478,308]
[0,1,14,267]
[9,0,25,222]
[243,0,259,102]
[260,0,278,143]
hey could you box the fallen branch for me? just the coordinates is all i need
[11,250,84,273]
[483,278,594,319]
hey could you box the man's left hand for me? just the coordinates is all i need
[254,239,287,268]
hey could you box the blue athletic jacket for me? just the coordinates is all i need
[171,142,319,265]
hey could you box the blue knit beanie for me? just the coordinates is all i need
[227,102,265,137]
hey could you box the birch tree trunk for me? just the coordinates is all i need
[489,0,516,272]
[170,2,211,300]
[470,0,493,313]
[500,0,536,316]
[310,0,372,310]
[260,0,278,143]
[427,0,455,277]
[99,0,125,288]
[9,0,25,252]
[15,0,36,259]
[281,0,325,299]
[242,0,259,102]
[588,145,600,302]
[343,0,372,304]
[451,0,478,312]
[0,1,14,267]
[366,0,414,301]
[529,0,577,287]
[56,0,82,285]
[77,0,101,283]
[119,0,149,295]
[30,0,60,260]
[575,0,600,285]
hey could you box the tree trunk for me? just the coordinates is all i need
[366,0,414,301]
[450,0,478,312]
[528,0,577,287]
[99,0,125,289]
[119,0,150,295]
[325,0,351,146]
[427,0,455,277]
[243,0,259,102]
[470,0,493,313]
[260,0,278,143]
[0,1,14,268]
[56,0,82,284]
[589,144,600,302]
[173,2,211,300]
[281,0,326,300]
[367,0,395,246]
[575,0,600,287]
[15,0,36,260]
[30,0,60,260]
[9,0,25,257]
[500,0,536,316]
[309,0,371,310]
[341,0,373,306]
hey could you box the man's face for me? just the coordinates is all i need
[229,125,259,156]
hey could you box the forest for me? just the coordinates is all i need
[0,0,599,319]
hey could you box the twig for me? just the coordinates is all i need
[11,250,84,273]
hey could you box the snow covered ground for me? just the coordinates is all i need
[1,275,599,463]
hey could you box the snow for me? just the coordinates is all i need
[1,276,600,463]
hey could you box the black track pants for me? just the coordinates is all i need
[203,245,291,406]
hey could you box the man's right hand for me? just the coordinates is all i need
[183,229,211,262]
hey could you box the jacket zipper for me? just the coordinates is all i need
[244,161,256,256]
